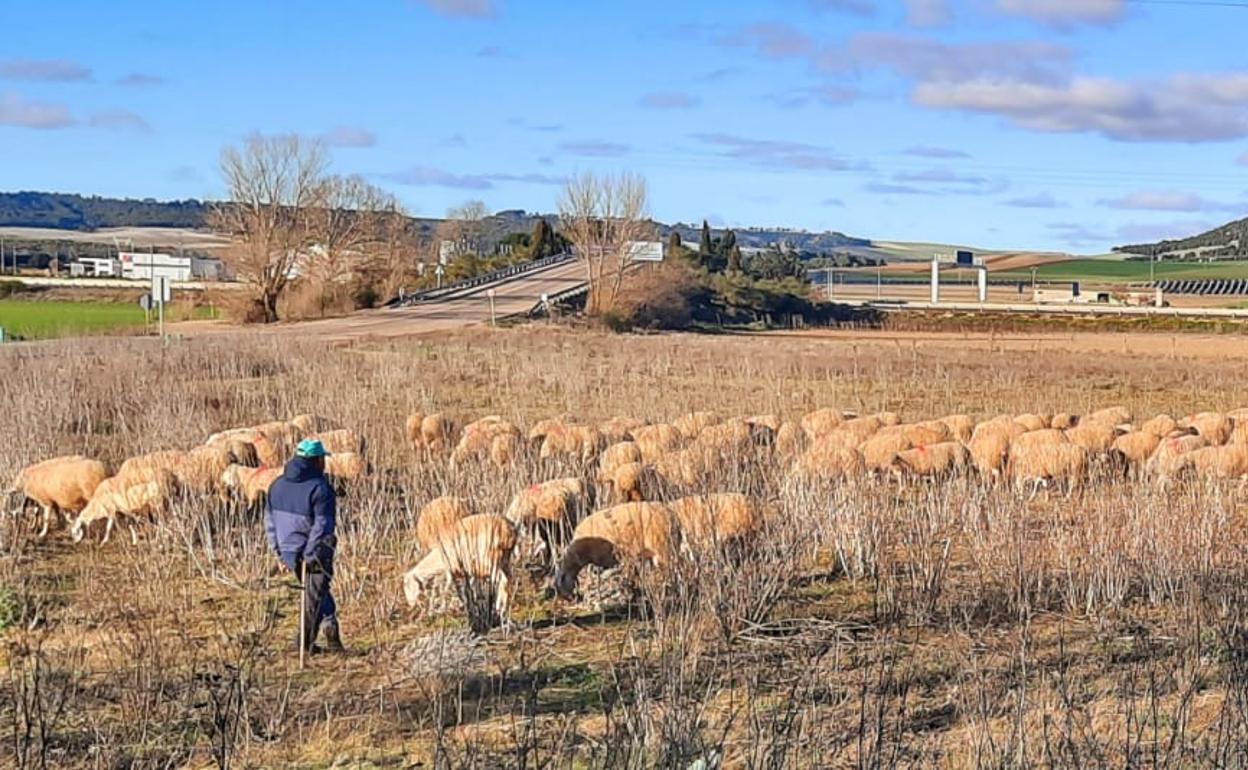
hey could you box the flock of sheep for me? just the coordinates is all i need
[7,404,1248,629]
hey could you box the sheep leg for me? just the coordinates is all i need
[129,521,138,546]
[36,505,51,539]
[494,571,512,629]
[101,516,114,545]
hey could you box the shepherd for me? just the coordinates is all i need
[264,438,344,654]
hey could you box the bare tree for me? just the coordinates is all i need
[305,175,395,312]
[210,134,328,322]
[558,172,652,315]
[439,200,490,260]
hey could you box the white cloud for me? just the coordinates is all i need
[1005,193,1062,208]
[905,0,951,27]
[116,72,164,87]
[0,58,91,82]
[719,23,814,59]
[0,92,74,129]
[413,0,496,18]
[996,0,1125,28]
[322,126,377,148]
[1099,190,1245,213]
[902,145,970,159]
[693,132,855,171]
[382,166,564,189]
[88,110,150,132]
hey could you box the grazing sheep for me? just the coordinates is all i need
[800,407,844,440]
[832,415,886,445]
[1147,434,1208,478]
[1050,413,1079,430]
[791,440,867,481]
[602,461,664,503]
[1182,412,1232,446]
[1111,431,1162,472]
[859,429,915,471]
[774,421,807,460]
[407,412,456,454]
[599,416,646,443]
[324,452,368,484]
[312,428,366,456]
[504,477,587,563]
[746,414,783,432]
[1086,406,1132,426]
[1230,418,1248,445]
[1175,444,1248,480]
[553,502,679,599]
[416,496,474,552]
[71,470,178,545]
[938,414,975,443]
[490,432,521,468]
[527,416,577,447]
[7,455,108,538]
[539,425,607,463]
[669,493,765,557]
[598,441,643,482]
[903,421,953,446]
[1140,414,1180,438]
[1011,429,1069,453]
[1064,421,1122,455]
[968,420,1027,478]
[673,411,719,439]
[690,420,755,455]
[1013,413,1051,433]
[872,412,903,427]
[290,413,340,435]
[1007,442,1089,492]
[632,423,684,463]
[452,418,522,465]
[402,514,519,625]
[220,464,282,507]
[885,442,971,479]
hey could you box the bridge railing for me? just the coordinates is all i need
[386,252,574,308]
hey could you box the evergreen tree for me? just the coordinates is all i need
[529,218,557,259]
[728,244,743,272]
[667,230,683,253]
[699,220,713,256]
[719,229,737,257]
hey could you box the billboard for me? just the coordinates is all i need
[626,241,664,263]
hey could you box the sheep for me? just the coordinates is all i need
[1086,406,1132,426]
[416,496,474,552]
[1011,429,1069,453]
[902,421,953,445]
[504,477,587,564]
[673,411,719,439]
[967,419,1026,478]
[1013,413,1051,433]
[119,447,227,496]
[7,455,109,538]
[312,428,367,456]
[220,464,282,507]
[1140,414,1180,438]
[71,470,178,545]
[873,411,903,427]
[669,493,765,558]
[290,413,340,435]
[324,452,368,485]
[859,429,915,472]
[1174,444,1248,481]
[1050,413,1080,430]
[1181,412,1232,446]
[1147,434,1209,478]
[539,425,607,464]
[800,407,844,440]
[1111,431,1162,473]
[938,414,975,443]
[599,416,646,443]
[401,514,519,626]
[791,441,867,481]
[527,416,577,447]
[598,441,642,482]
[631,423,684,463]
[406,412,456,454]
[1064,421,1122,455]
[1007,442,1089,493]
[490,432,521,468]
[885,442,971,479]
[689,420,756,456]
[774,421,808,460]
[601,461,664,503]
[1230,418,1248,445]
[746,414,783,432]
[831,415,886,445]
[452,418,521,465]
[553,502,679,599]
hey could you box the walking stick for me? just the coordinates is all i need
[298,559,308,670]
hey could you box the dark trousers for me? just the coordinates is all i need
[280,551,336,649]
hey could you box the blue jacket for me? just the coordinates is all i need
[264,456,336,560]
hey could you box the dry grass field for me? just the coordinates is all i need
[4,327,1248,768]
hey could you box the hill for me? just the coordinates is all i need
[1115,217,1248,260]
[0,191,209,230]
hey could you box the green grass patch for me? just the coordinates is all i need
[0,299,217,340]
[996,259,1248,283]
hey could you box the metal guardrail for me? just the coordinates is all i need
[386,252,574,308]
[527,282,589,317]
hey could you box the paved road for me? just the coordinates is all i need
[178,258,588,342]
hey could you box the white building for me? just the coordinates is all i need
[69,257,122,278]
[119,252,192,282]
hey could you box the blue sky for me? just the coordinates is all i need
[3,0,1248,253]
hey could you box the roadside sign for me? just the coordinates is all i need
[487,288,496,298]
[139,294,152,312]
[151,276,171,303]
[626,241,664,263]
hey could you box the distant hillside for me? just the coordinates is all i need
[662,222,870,253]
[0,191,209,230]
[1115,217,1248,260]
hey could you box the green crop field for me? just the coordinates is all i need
[0,300,215,340]
[995,259,1248,283]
